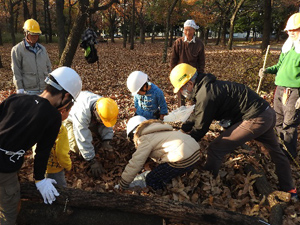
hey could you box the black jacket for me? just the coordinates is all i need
[182,73,269,141]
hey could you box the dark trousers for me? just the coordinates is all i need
[146,162,196,190]
[204,107,294,191]
[274,86,300,158]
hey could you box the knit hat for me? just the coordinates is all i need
[184,20,199,30]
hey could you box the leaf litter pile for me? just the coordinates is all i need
[0,41,300,224]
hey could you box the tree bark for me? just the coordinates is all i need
[0,55,3,68]
[20,182,265,225]
[227,0,246,50]
[261,0,272,53]
[162,0,179,63]
[56,0,66,58]
[130,0,135,50]
[32,0,37,20]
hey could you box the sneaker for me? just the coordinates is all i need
[288,188,299,202]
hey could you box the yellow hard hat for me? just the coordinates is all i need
[96,98,119,127]
[170,63,197,93]
[23,19,42,34]
[284,13,300,31]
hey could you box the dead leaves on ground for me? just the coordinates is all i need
[1,41,300,224]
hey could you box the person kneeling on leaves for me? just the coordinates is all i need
[63,91,119,177]
[118,116,200,190]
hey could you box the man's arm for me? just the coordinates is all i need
[11,45,24,90]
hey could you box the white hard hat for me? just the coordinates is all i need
[126,115,147,136]
[48,66,82,99]
[184,20,199,30]
[127,71,148,95]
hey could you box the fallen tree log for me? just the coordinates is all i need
[244,164,289,225]
[19,182,267,225]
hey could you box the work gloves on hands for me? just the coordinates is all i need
[35,178,59,204]
[259,68,267,79]
[88,158,105,177]
[102,140,113,151]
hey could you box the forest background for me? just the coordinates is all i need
[0,0,300,224]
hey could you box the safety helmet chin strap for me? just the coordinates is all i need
[45,77,69,109]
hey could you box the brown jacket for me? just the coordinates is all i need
[170,37,205,73]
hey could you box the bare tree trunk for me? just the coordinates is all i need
[56,0,66,58]
[151,24,155,43]
[9,0,20,46]
[140,24,145,44]
[43,0,48,43]
[0,28,3,46]
[162,0,179,63]
[168,25,173,47]
[216,23,221,45]
[46,0,52,43]
[32,0,37,20]
[227,0,246,50]
[0,56,3,68]
[23,0,30,20]
[130,0,135,50]
[261,0,272,53]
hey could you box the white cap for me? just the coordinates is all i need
[126,115,147,136]
[184,20,199,30]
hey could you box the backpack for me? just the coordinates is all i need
[84,44,98,64]
[80,28,99,67]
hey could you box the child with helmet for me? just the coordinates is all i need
[127,71,168,120]
[63,91,119,178]
[118,116,200,190]
[11,19,52,95]
[0,67,82,225]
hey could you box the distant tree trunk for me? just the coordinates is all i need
[9,0,19,46]
[130,0,135,50]
[23,0,30,20]
[122,0,127,48]
[221,20,227,46]
[261,0,272,53]
[151,24,155,43]
[56,0,66,58]
[45,0,52,43]
[216,24,221,45]
[140,24,145,44]
[0,56,3,68]
[245,30,250,41]
[14,8,19,33]
[162,0,179,63]
[43,0,48,43]
[168,25,173,47]
[204,27,209,45]
[227,0,246,50]
[0,28,3,45]
[32,0,37,20]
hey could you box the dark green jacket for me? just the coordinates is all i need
[182,73,269,141]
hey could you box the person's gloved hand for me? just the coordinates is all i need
[35,178,59,204]
[17,89,24,94]
[259,68,266,79]
[295,97,300,109]
[102,140,113,151]
[88,159,104,177]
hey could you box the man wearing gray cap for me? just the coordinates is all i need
[170,19,205,106]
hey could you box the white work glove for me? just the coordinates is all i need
[114,184,120,190]
[295,97,300,109]
[16,89,24,94]
[35,178,60,204]
[259,68,266,79]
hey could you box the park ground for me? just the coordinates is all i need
[0,39,300,224]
